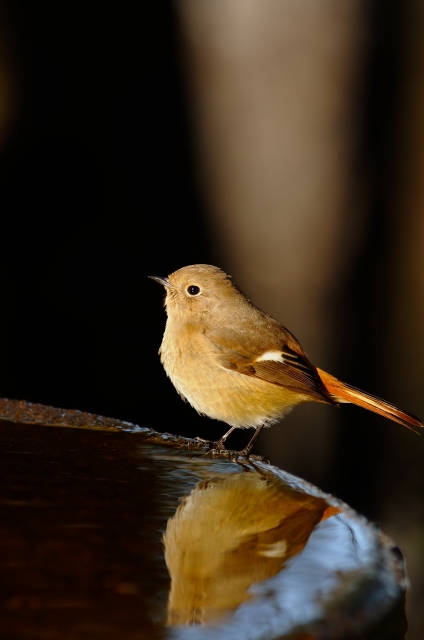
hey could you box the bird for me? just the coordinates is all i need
[150,264,422,457]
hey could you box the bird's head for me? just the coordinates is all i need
[149,264,247,324]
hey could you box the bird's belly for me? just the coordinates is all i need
[160,340,302,428]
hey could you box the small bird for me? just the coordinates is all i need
[150,264,422,456]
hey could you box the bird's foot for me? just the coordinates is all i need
[234,448,270,463]
[193,437,227,452]
[206,447,270,464]
[193,437,269,463]
[193,436,213,447]
[212,437,228,451]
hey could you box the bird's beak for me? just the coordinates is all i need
[149,275,172,289]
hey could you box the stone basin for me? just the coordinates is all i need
[0,399,407,639]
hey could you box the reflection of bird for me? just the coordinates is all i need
[164,471,337,626]
[150,264,422,456]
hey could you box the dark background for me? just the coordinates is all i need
[0,1,214,430]
[0,1,423,635]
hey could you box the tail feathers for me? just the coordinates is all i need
[317,368,422,434]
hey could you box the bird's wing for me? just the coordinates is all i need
[206,326,333,403]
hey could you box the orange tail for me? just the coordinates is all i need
[317,368,422,434]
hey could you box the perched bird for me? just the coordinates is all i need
[150,264,422,456]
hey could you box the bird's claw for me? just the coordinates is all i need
[194,436,228,451]
[193,437,270,464]
[193,436,213,447]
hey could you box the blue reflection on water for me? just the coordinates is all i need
[158,453,401,640]
[166,514,372,639]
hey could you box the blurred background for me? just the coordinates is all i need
[0,0,423,636]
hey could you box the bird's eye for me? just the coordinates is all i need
[187,285,200,296]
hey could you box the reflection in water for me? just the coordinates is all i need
[164,470,339,625]
[0,405,407,640]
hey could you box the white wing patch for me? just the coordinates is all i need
[255,350,285,364]
[258,540,287,558]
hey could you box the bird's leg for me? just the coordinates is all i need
[238,424,265,457]
[194,425,238,451]
[213,425,238,450]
